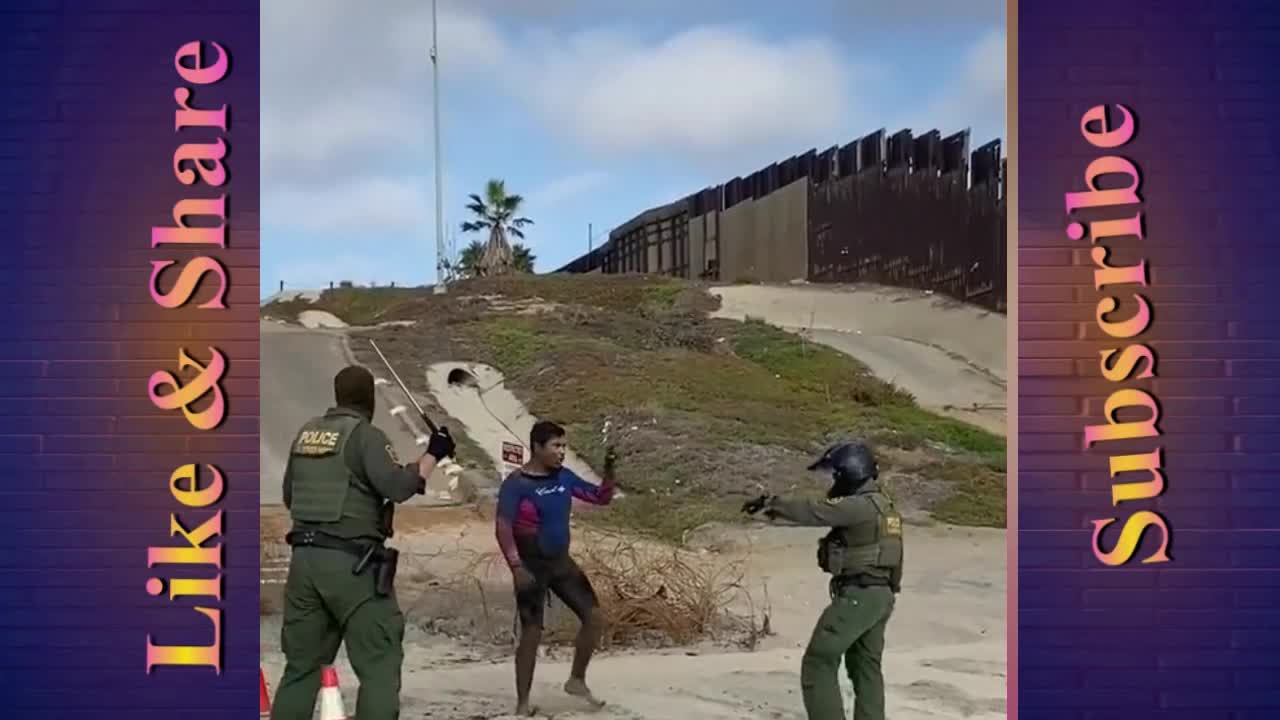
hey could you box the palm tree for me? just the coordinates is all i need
[460,178,533,277]
[450,239,535,278]
[453,240,485,278]
[512,243,536,273]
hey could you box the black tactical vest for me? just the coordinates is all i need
[287,413,384,539]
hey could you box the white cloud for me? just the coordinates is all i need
[524,171,611,211]
[260,94,422,182]
[387,7,509,73]
[261,2,555,175]
[902,28,1007,148]
[505,26,856,163]
[265,176,431,233]
[264,7,857,168]
[260,0,454,183]
[260,2,863,254]
[259,0,1007,276]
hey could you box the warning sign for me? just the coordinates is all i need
[501,441,525,466]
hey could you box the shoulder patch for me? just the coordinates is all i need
[883,514,903,537]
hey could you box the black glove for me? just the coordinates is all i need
[604,445,618,472]
[741,494,770,515]
[425,426,456,460]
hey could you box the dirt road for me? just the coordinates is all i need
[710,284,1007,435]
[260,319,452,505]
[260,510,1006,719]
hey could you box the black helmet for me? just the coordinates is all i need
[808,441,877,496]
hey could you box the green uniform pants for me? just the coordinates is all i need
[800,584,895,720]
[270,546,405,720]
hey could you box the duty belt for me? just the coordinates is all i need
[831,573,891,593]
[286,530,380,559]
[287,529,400,595]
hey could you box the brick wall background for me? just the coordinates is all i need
[1018,1,1280,717]
[0,2,260,714]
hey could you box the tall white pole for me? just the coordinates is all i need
[431,0,447,294]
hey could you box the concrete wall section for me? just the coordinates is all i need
[717,177,808,283]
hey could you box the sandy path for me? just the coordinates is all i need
[260,319,457,505]
[425,361,605,485]
[260,516,1006,719]
[709,284,1007,435]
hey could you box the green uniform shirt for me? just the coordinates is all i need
[282,406,423,542]
[764,481,904,591]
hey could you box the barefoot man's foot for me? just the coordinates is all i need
[564,677,606,707]
[514,701,538,716]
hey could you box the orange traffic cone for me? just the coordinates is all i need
[318,665,348,720]
[260,668,271,717]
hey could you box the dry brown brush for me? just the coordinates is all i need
[260,515,772,652]
[398,527,768,651]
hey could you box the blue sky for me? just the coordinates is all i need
[260,0,1006,297]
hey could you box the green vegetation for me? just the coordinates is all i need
[261,286,420,327]
[925,460,1007,527]
[262,274,1007,540]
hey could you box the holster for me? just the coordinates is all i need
[374,547,399,596]
[817,533,845,574]
[288,531,396,595]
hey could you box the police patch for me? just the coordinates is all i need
[883,515,903,537]
[293,429,341,456]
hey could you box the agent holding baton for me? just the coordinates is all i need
[271,365,455,720]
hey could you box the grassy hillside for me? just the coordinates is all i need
[262,275,1006,541]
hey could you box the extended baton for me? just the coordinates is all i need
[368,338,440,434]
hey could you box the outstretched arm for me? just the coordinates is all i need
[763,495,872,527]
[568,468,615,506]
[359,425,427,503]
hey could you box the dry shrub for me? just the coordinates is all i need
[562,531,754,648]
[258,511,771,652]
[403,527,766,651]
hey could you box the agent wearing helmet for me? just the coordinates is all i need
[742,440,904,720]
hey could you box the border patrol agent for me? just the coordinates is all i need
[271,365,455,720]
[742,441,904,720]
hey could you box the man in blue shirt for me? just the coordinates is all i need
[494,420,617,716]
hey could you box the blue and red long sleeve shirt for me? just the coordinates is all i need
[494,466,614,567]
